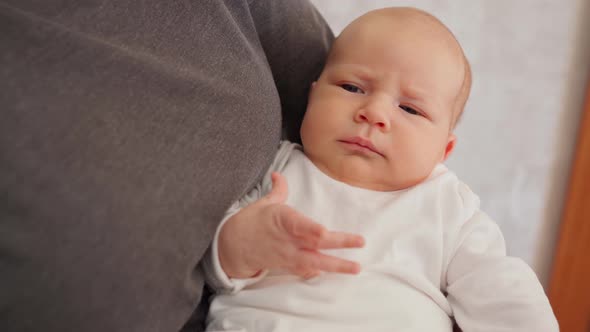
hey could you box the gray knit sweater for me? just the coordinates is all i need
[0,1,333,331]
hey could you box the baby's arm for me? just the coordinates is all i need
[201,172,365,294]
[200,200,252,293]
[445,211,558,331]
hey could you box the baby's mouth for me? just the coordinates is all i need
[338,137,384,157]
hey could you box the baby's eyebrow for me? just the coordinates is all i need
[331,63,375,79]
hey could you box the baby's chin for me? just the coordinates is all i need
[318,158,411,192]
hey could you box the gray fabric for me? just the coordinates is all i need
[0,1,333,331]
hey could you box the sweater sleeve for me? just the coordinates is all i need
[445,211,558,331]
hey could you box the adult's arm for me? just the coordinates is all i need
[0,1,333,331]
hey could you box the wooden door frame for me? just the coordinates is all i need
[549,76,590,331]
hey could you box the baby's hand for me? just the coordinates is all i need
[218,172,365,279]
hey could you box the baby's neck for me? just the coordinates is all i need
[305,152,433,193]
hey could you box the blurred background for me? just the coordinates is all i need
[310,0,590,290]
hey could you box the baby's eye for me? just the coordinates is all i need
[399,105,420,116]
[341,83,364,94]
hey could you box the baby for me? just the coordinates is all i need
[201,7,558,332]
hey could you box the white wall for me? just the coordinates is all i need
[310,0,590,288]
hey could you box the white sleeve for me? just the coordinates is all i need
[445,211,558,332]
[200,201,269,294]
[200,141,298,294]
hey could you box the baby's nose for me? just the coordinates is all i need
[355,104,391,131]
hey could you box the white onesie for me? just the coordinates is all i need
[203,141,558,332]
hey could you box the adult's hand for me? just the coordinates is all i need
[219,172,365,279]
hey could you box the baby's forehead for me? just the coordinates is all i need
[358,7,450,33]
[339,8,459,50]
[332,10,467,91]
[328,24,465,86]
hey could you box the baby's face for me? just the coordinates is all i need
[300,9,466,191]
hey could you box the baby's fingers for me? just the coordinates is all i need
[279,208,325,239]
[316,231,365,250]
[293,228,365,251]
[263,172,289,205]
[276,205,364,251]
[292,250,361,275]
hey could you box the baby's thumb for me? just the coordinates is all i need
[264,172,288,204]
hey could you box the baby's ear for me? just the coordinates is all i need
[311,81,317,88]
[441,134,456,162]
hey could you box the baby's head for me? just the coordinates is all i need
[300,7,471,191]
